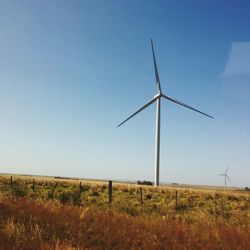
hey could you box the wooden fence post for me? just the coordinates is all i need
[214,193,216,216]
[108,181,112,204]
[51,182,58,201]
[79,181,82,194]
[32,179,35,192]
[175,191,178,210]
[10,176,13,194]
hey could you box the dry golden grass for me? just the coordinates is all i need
[0,196,250,249]
[0,174,250,249]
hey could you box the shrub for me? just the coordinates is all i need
[120,204,139,216]
[228,195,240,202]
[71,190,81,205]
[137,180,153,186]
[81,184,90,192]
[47,192,54,200]
[58,192,71,204]
[145,193,152,200]
[90,190,99,196]
[58,190,81,205]
[12,185,27,198]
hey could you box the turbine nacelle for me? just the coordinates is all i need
[154,93,161,99]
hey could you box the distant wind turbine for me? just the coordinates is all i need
[219,166,232,188]
[117,40,214,186]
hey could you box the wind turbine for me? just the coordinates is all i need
[219,166,232,188]
[117,40,214,186]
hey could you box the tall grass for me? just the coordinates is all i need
[0,175,250,249]
[0,196,250,249]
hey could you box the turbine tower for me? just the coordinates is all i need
[118,40,214,186]
[219,166,231,188]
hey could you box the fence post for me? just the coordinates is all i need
[139,187,143,204]
[108,181,112,204]
[79,181,82,194]
[175,191,178,210]
[32,179,35,192]
[10,176,13,194]
[214,193,216,216]
[51,182,58,201]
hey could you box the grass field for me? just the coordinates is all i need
[0,174,250,249]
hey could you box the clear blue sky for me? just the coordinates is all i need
[0,0,250,187]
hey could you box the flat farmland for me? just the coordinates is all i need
[0,174,250,249]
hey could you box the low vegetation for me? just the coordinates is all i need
[0,174,250,249]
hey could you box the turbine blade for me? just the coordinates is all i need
[162,94,214,119]
[117,95,160,127]
[219,174,225,176]
[226,174,232,183]
[226,166,229,173]
[151,39,162,93]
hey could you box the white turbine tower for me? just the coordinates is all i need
[118,40,214,186]
[219,166,231,188]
